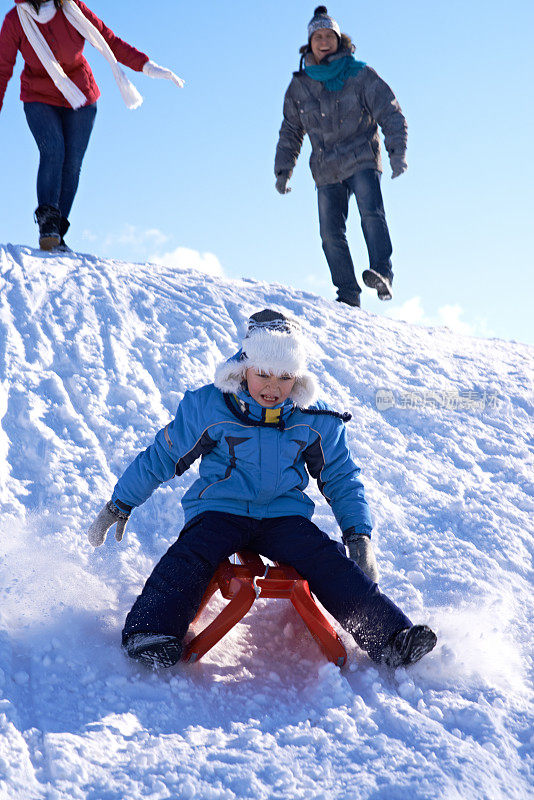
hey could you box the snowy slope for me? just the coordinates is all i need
[0,243,532,800]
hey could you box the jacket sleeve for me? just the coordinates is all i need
[74,0,149,71]
[111,389,215,511]
[303,417,373,534]
[274,80,305,176]
[0,13,20,113]
[362,67,407,163]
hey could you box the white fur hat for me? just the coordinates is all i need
[214,310,318,407]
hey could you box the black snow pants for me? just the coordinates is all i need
[122,512,412,663]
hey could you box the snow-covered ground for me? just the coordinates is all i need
[0,243,532,800]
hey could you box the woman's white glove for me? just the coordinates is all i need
[143,59,185,88]
[343,529,379,583]
[87,501,130,547]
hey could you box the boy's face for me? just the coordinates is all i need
[245,368,296,407]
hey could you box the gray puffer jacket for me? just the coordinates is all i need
[274,50,407,187]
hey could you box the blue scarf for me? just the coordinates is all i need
[305,55,366,91]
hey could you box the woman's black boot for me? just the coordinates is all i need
[57,216,71,251]
[34,204,61,251]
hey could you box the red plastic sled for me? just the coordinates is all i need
[182,550,347,667]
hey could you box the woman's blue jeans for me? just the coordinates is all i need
[317,169,393,302]
[24,101,97,219]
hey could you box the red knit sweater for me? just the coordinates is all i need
[0,0,149,111]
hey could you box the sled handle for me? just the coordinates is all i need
[252,565,270,598]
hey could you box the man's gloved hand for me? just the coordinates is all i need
[390,155,408,179]
[275,170,292,194]
[87,501,130,547]
[142,59,185,89]
[343,528,379,583]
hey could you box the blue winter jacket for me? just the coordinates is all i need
[111,384,373,534]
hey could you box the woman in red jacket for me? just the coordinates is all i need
[0,0,184,250]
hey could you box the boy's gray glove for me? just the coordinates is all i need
[275,170,292,194]
[343,528,379,583]
[87,501,130,547]
[390,155,408,179]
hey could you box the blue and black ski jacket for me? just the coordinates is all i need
[112,384,373,534]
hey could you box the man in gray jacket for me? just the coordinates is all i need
[275,6,407,308]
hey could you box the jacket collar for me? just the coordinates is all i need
[224,389,295,430]
[304,47,351,68]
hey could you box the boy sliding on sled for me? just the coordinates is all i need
[87,310,436,669]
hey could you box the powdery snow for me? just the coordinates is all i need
[0,243,532,800]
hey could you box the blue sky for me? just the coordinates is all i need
[1,0,533,345]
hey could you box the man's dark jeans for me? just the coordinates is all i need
[317,169,393,303]
[24,101,97,219]
[122,512,412,663]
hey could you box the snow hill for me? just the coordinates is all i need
[0,243,532,800]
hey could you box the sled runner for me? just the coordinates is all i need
[183,550,347,666]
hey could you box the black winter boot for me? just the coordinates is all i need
[380,624,437,668]
[362,269,393,301]
[336,294,361,309]
[124,633,183,668]
[34,205,61,251]
[57,216,71,252]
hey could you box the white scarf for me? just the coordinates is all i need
[16,0,143,110]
